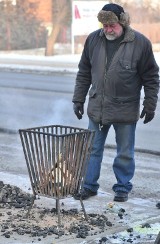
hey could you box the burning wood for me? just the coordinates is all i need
[37,155,73,197]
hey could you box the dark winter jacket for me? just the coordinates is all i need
[72,27,159,124]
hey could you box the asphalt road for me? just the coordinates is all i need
[0,71,159,153]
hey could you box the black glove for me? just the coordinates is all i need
[140,107,155,124]
[73,102,84,120]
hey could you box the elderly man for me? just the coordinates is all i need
[72,3,159,202]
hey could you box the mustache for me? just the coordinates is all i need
[104,31,115,35]
[105,33,115,36]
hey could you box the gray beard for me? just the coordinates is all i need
[105,33,117,40]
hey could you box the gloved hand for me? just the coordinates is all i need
[140,107,155,124]
[73,102,84,120]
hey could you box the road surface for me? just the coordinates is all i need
[0,71,159,152]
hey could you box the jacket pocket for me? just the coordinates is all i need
[119,59,137,70]
[103,97,140,123]
[114,59,139,96]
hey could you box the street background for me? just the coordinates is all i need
[0,50,160,153]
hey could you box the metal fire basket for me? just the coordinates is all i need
[19,125,95,225]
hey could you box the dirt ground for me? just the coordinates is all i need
[0,180,127,242]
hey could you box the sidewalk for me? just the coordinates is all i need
[0,49,160,75]
[0,50,80,74]
[0,171,160,244]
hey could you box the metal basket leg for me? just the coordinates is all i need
[25,195,36,218]
[56,198,61,226]
[79,198,88,221]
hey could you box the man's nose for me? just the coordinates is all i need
[104,26,113,32]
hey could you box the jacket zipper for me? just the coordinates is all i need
[99,38,123,128]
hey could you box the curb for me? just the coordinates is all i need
[0,65,77,75]
[106,144,160,156]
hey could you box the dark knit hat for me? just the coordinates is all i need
[102,3,124,20]
[97,3,130,27]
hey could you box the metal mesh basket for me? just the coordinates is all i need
[19,125,95,224]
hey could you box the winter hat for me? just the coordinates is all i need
[97,3,130,27]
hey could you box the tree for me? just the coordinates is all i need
[113,0,160,23]
[0,0,47,50]
[45,0,71,56]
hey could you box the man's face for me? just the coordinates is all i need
[103,22,123,40]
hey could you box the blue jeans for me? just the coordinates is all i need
[83,119,136,193]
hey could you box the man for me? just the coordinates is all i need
[72,3,159,202]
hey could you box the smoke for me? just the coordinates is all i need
[42,98,88,129]
[42,98,74,126]
[0,87,88,132]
